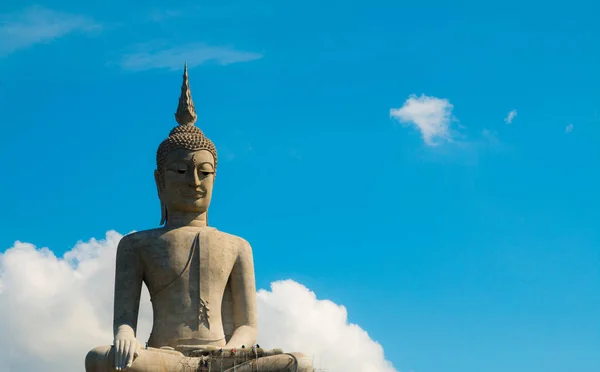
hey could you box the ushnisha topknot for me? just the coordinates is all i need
[156,63,218,178]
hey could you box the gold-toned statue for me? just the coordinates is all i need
[85,65,313,372]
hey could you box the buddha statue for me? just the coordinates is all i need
[85,65,313,372]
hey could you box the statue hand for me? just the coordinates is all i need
[113,331,141,370]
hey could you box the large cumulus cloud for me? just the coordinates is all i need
[0,231,396,372]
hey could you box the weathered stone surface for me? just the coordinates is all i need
[85,65,313,372]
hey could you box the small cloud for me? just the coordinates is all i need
[565,123,574,133]
[505,109,517,124]
[118,42,263,72]
[390,94,456,146]
[0,6,101,56]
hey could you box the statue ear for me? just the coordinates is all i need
[154,170,163,194]
[160,202,168,226]
[154,170,167,225]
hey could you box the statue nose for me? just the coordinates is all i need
[187,169,201,186]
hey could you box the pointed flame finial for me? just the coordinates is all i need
[174,63,197,126]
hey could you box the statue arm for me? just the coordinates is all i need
[225,239,258,348]
[112,235,144,337]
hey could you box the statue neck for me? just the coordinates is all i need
[165,210,208,228]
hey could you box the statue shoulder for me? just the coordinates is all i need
[119,228,165,250]
[212,229,253,252]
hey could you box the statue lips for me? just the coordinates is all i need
[180,189,207,199]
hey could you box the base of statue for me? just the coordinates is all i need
[86,344,314,371]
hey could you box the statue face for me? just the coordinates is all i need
[156,149,215,214]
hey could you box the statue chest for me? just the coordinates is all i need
[142,230,238,303]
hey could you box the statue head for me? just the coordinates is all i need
[154,64,218,225]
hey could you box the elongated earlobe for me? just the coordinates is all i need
[160,202,167,225]
[154,169,167,225]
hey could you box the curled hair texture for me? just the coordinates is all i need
[156,124,218,176]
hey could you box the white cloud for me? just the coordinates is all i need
[390,94,456,146]
[0,6,101,56]
[565,123,574,133]
[258,281,395,372]
[118,42,263,71]
[504,109,517,124]
[0,232,396,372]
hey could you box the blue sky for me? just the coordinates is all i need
[1,1,600,371]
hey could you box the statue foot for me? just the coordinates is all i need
[86,345,313,372]
[225,352,313,372]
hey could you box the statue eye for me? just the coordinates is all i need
[201,171,211,177]
[177,169,186,175]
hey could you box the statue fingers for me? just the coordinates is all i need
[133,341,141,357]
[121,340,130,370]
[121,340,132,370]
[126,341,138,368]
[114,340,124,370]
